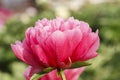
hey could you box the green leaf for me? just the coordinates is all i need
[30,67,55,80]
[70,61,91,69]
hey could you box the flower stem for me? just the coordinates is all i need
[59,69,66,80]
[30,73,43,80]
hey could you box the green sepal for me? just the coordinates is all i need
[56,69,61,77]
[30,67,55,80]
[70,61,91,69]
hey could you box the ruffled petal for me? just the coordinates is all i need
[24,66,43,80]
[71,30,99,62]
[31,45,49,67]
[79,21,91,33]
[64,28,82,51]
[81,31,99,60]
[11,41,25,62]
[65,67,85,80]
[45,31,72,68]
[25,27,38,45]
[11,41,40,67]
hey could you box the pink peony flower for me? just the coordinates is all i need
[24,67,85,80]
[11,17,99,79]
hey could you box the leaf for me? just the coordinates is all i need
[30,67,55,80]
[70,61,91,69]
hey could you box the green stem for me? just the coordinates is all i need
[59,69,66,80]
[30,74,44,80]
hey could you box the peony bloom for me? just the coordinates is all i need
[11,17,99,79]
[24,67,85,80]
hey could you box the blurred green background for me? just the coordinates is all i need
[0,0,120,80]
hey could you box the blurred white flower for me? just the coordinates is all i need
[89,0,105,4]
[25,7,37,17]
[68,0,84,11]
[51,0,84,11]
[20,13,30,24]
[20,7,37,24]
[54,6,70,18]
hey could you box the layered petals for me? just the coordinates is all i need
[11,41,47,68]
[11,17,100,80]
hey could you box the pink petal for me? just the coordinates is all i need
[81,31,99,60]
[50,17,63,30]
[79,21,91,33]
[60,17,75,31]
[35,20,44,28]
[39,70,60,80]
[24,66,43,80]
[45,31,72,68]
[25,27,38,45]
[11,41,40,67]
[11,41,25,62]
[65,67,85,80]
[64,28,82,51]
[31,45,49,67]
[39,18,49,26]
[22,39,32,53]
[71,30,99,62]
[23,49,41,67]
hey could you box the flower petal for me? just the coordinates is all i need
[81,31,99,60]
[64,28,82,51]
[31,44,49,67]
[24,66,43,80]
[71,30,99,61]
[65,67,85,80]
[45,31,72,68]
[25,27,38,45]
[11,41,25,62]
[38,70,60,80]
[79,21,91,33]
[11,41,40,67]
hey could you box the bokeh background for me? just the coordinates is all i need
[0,0,120,80]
